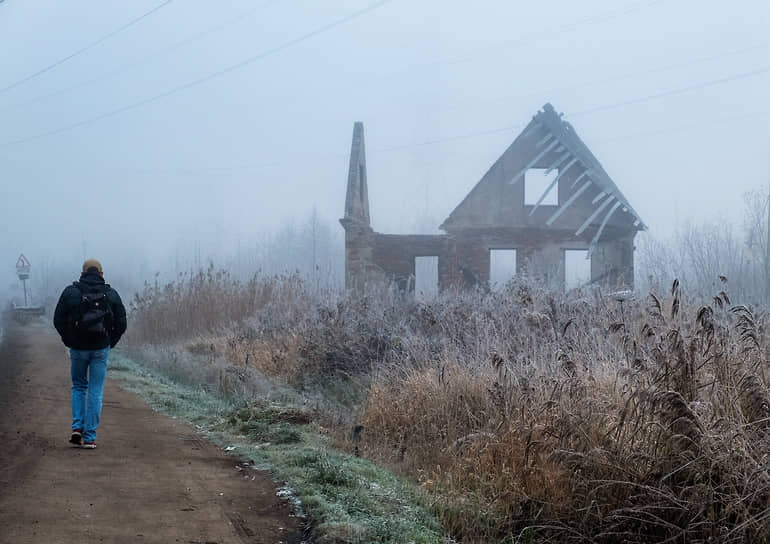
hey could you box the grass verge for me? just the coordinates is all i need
[108,351,445,544]
[125,270,770,541]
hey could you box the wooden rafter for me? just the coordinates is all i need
[587,201,622,258]
[530,159,581,216]
[570,170,589,188]
[509,139,560,186]
[536,133,554,147]
[576,194,615,236]
[521,124,543,140]
[546,179,592,226]
[551,157,579,177]
[545,152,572,174]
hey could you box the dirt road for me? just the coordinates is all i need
[0,321,303,544]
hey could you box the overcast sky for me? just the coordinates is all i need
[1,0,769,293]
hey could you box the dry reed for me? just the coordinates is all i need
[128,270,770,543]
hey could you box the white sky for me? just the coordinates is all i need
[1,0,769,287]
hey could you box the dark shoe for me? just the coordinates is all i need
[69,430,82,445]
[82,442,96,449]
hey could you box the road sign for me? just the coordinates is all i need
[16,254,31,280]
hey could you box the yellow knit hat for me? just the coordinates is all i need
[82,258,103,274]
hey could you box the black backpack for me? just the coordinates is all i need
[73,282,113,336]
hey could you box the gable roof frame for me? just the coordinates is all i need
[440,103,646,246]
[531,103,646,231]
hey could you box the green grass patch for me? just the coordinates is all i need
[108,351,444,544]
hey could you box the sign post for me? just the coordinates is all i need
[16,254,31,307]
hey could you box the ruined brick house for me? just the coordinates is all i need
[340,103,646,292]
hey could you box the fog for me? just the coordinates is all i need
[1,0,769,302]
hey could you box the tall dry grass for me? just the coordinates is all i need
[128,270,770,543]
[128,265,309,345]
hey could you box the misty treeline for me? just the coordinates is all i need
[8,190,770,310]
[8,208,343,309]
[246,207,343,290]
[637,188,770,304]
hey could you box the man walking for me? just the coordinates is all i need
[54,259,127,449]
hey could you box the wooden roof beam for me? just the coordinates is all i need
[530,159,581,216]
[521,123,544,140]
[570,170,590,188]
[551,156,579,177]
[587,201,622,259]
[576,194,615,236]
[509,139,560,186]
[545,178,592,226]
[536,132,554,147]
[545,152,572,174]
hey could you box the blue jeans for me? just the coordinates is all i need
[70,347,110,443]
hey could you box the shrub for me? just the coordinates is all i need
[128,270,770,542]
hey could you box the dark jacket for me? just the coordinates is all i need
[53,271,127,350]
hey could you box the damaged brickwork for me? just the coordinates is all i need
[340,104,645,293]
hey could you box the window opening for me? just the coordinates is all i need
[489,249,517,291]
[564,249,591,289]
[415,256,439,300]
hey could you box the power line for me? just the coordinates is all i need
[470,0,670,62]
[375,124,522,153]
[0,0,278,115]
[383,69,770,152]
[0,0,173,96]
[570,63,770,117]
[440,39,770,116]
[370,105,770,159]
[0,0,393,149]
[372,63,770,152]
[371,0,669,82]
[2,56,768,153]
[592,108,770,146]
[104,108,770,178]
[554,40,770,98]
[2,1,767,152]
[1,0,666,116]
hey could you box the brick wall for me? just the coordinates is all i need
[342,223,636,292]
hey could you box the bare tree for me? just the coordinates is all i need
[637,188,770,305]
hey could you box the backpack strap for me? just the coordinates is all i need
[73,281,108,294]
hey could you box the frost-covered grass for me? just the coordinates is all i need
[109,352,445,544]
[124,269,770,543]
